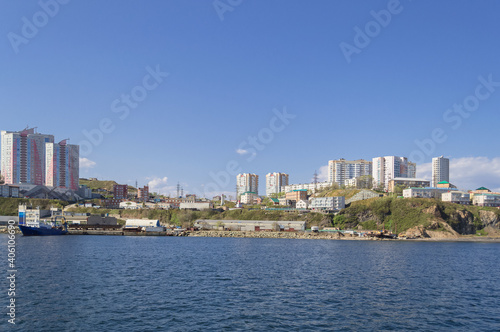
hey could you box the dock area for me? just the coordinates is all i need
[67,229,184,236]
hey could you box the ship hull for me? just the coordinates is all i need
[18,225,68,236]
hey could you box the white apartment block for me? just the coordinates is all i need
[240,192,258,204]
[373,156,416,190]
[266,172,289,196]
[309,196,345,211]
[403,187,457,199]
[441,191,470,205]
[328,159,372,185]
[236,173,259,197]
[408,162,416,178]
[473,193,500,207]
[432,156,450,187]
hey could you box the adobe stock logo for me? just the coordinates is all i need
[339,0,404,64]
[7,0,70,54]
[213,0,243,21]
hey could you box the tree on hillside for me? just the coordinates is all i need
[358,175,373,189]
[269,192,286,198]
[394,184,407,195]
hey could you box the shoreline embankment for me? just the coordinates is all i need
[2,228,500,242]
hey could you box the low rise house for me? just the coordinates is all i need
[269,198,280,205]
[143,202,157,209]
[296,200,309,209]
[156,202,175,209]
[441,191,470,205]
[285,189,308,202]
[309,196,345,212]
[436,181,457,189]
[278,198,294,207]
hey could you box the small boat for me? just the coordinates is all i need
[18,204,68,236]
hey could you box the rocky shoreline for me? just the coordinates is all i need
[186,230,500,242]
[2,228,499,242]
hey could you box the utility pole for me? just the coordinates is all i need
[313,170,319,192]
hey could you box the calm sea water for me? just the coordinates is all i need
[1,235,500,331]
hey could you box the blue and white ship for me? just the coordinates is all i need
[18,204,68,236]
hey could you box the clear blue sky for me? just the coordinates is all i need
[1,0,500,196]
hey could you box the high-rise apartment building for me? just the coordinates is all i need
[1,128,54,186]
[236,173,259,198]
[327,159,372,185]
[408,162,417,178]
[372,156,416,189]
[137,185,149,202]
[266,172,289,196]
[113,184,128,199]
[45,140,80,190]
[432,156,449,187]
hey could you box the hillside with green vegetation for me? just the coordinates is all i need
[314,188,362,199]
[79,178,137,193]
[0,197,68,216]
[334,196,500,235]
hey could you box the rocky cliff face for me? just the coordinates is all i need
[479,210,500,228]
[447,209,476,235]
[342,198,500,237]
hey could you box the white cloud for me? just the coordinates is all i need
[236,149,257,158]
[236,149,249,155]
[416,162,432,180]
[79,158,96,169]
[147,177,175,195]
[417,157,500,191]
[317,165,329,182]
